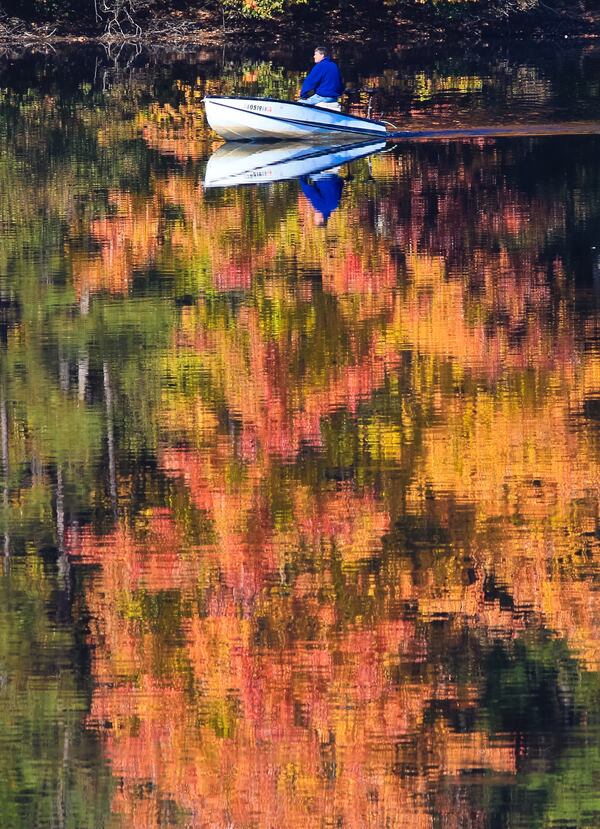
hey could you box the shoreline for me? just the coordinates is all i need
[0,31,597,49]
[1,6,599,50]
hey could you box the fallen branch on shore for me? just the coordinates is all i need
[0,17,57,43]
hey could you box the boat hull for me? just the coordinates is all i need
[204,96,388,141]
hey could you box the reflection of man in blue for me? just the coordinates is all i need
[299,172,344,226]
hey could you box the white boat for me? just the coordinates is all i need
[203,138,387,188]
[204,96,389,141]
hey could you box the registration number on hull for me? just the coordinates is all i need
[245,104,273,113]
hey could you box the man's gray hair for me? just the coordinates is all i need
[314,46,330,57]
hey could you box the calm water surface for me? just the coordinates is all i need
[1,43,600,829]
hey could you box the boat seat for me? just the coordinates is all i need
[315,101,342,112]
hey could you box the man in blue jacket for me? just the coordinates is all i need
[298,47,344,106]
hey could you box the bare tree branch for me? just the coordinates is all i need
[97,0,148,41]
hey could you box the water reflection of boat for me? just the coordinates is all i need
[203,138,386,189]
[204,96,388,141]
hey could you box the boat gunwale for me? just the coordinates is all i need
[203,95,389,130]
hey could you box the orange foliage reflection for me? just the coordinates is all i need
[65,119,600,827]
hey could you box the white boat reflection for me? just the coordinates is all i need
[203,138,387,189]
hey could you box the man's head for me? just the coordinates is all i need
[313,46,329,63]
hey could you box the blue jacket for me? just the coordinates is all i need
[300,57,344,99]
[299,174,344,221]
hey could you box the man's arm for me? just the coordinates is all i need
[300,64,324,98]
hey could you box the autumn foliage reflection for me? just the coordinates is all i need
[62,103,600,828]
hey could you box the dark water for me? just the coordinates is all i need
[1,42,600,829]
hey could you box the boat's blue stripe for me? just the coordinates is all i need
[209,99,388,137]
